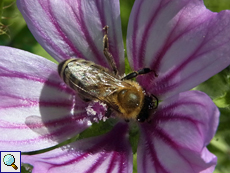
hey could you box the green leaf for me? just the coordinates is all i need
[209,108,230,173]
[194,66,230,109]
[204,0,230,12]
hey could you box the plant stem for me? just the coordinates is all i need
[0,0,5,22]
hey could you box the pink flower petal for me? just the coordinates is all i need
[127,0,230,99]
[137,90,218,173]
[17,0,124,73]
[0,46,90,151]
[22,123,133,173]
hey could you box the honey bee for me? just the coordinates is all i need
[58,26,158,122]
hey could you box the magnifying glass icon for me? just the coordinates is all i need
[3,154,18,170]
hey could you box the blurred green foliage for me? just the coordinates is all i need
[0,0,230,172]
[0,0,54,62]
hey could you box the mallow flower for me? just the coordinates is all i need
[0,0,230,172]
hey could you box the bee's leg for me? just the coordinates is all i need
[151,94,159,109]
[121,68,158,80]
[124,119,130,123]
[103,25,118,75]
[105,107,112,118]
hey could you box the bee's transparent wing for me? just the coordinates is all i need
[68,66,128,113]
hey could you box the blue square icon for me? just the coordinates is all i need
[1,151,21,173]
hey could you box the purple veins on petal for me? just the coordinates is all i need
[3,0,229,172]
[0,47,91,151]
[137,90,218,173]
[127,0,230,99]
[17,0,124,72]
[22,123,133,173]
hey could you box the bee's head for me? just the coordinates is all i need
[136,94,158,122]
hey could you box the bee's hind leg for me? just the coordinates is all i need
[124,119,130,123]
[105,107,112,118]
[103,25,118,75]
[121,68,158,80]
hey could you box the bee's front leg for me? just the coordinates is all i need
[122,68,158,80]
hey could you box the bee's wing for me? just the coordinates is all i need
[68,67,128,113]
[69,78,122,114]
